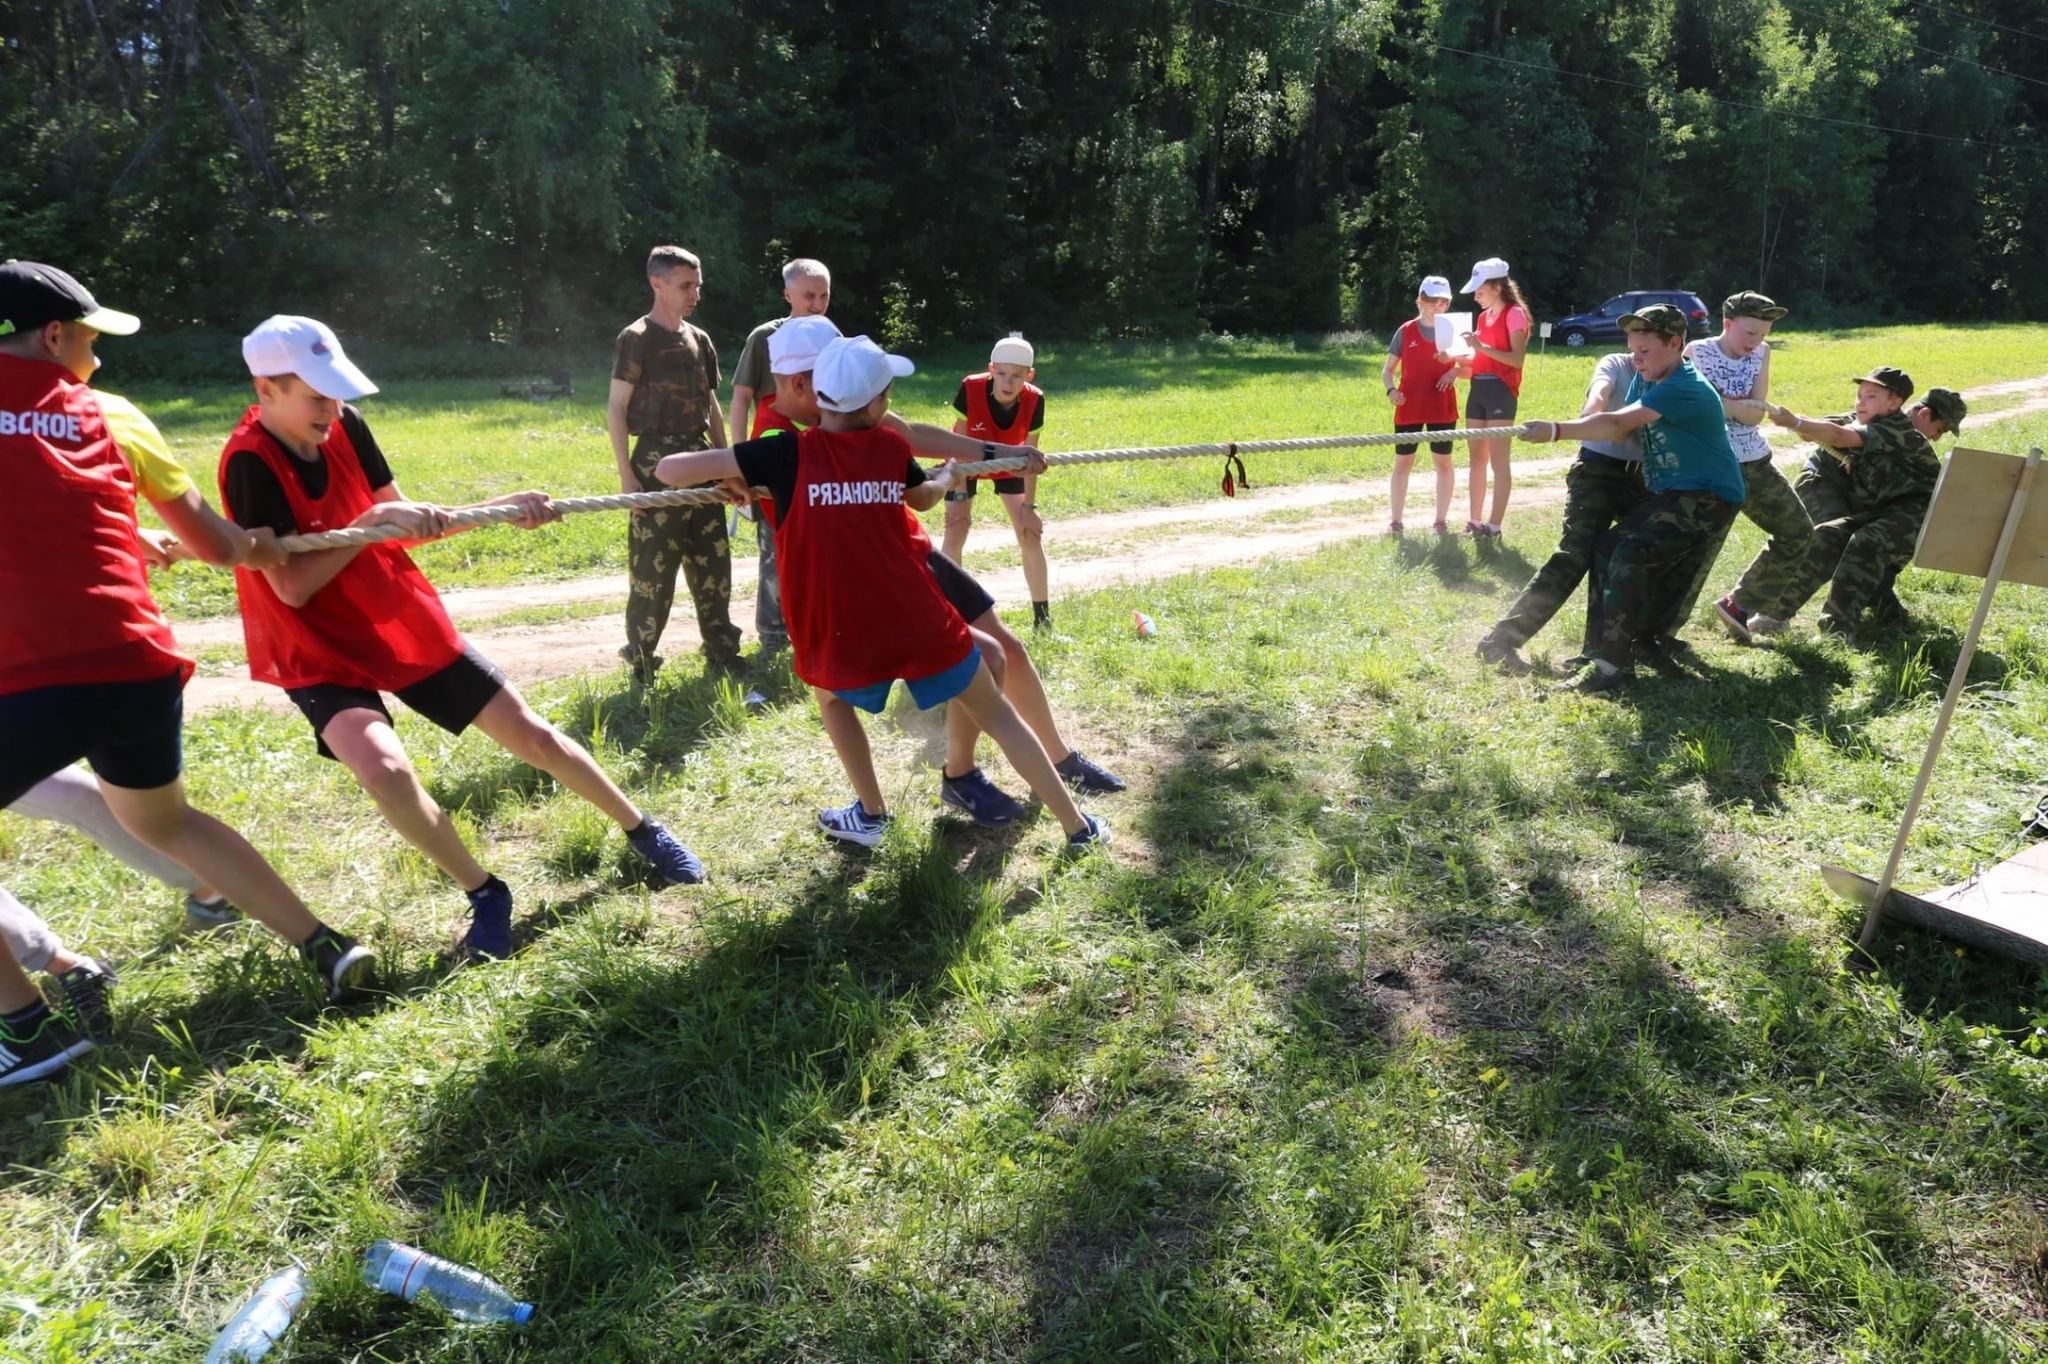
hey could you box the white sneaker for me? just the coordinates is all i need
[1749,614,1788,637]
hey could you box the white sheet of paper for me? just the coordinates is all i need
[1435,312,1474,356]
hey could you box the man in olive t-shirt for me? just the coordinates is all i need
[607,245,740,680]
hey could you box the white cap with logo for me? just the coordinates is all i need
[241,315,378,400]
[1418,275,1452,300]
[1458,257,1510,295]
[812,336,914,414]
[767,314,844,375]
[989,332,1034,368]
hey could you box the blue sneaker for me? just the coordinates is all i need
[1054,750,1127,795]
[818,800,892,848]
[625,818,706,885]
[1064,813,1112,855]
[461,876,514,960]
[940,767,1027,828]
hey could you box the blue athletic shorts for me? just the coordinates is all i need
[831,644,980,715]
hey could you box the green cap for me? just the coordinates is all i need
[1851,366,1914,400]
[1722,290,1787,321]
[1618,303,1689,339]
[1922,387,1966,432]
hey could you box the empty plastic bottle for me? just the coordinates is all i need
[204,1264,307,1364]
[362,1240,534,1324]
[1133,611,1158,637]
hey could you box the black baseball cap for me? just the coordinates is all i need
[0,261,140,338]
[1851,366,1913,400]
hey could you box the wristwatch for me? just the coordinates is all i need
[981,441,997,461]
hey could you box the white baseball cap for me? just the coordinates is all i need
[241,315,378,400]
[768,314,843,374]
[813,335,914,414]
[1458,257,1510,295]
[1418,275,1452,300]
[989,332,1034,368]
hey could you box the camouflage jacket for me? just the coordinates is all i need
[612,316,720,443]
[1816,410,1939,510]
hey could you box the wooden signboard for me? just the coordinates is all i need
[1914,447,2048,588]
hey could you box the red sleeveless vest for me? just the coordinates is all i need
[775,425,969,691]
[220,406,463,691]
[0,355,190,695]
[960,374,1040,477]
[754,395,936,554]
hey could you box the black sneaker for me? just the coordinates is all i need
[182,894,244,932]
[1559,661,1632,695]
[0,1006,93,1089]
[940,767,1028,828]
[300,927,376,1002]
[56,958,118,1043]
[1055,750,1127,794]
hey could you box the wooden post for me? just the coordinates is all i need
[1857,447,2043,953]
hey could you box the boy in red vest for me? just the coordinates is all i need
[747,317,1124,830]
[0,264,375,1085]
[219,317,706,962]
[941,334,1055,630]
[655,335,1109,851]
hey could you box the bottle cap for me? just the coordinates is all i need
[512,1301,536,1325]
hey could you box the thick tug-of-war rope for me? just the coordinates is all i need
[266,425,1534,554]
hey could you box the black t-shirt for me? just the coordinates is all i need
[224,406,394,535]
[733,430,928,530]
[952,382,1046,436]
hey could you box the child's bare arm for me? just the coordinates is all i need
[654,448,744,487]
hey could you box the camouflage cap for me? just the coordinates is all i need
[1851,366,1914,400]
[1722,290,1787,321]
[1922,386,1966,432]
[1619,303,1689,338]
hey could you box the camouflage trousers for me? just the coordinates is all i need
[1659,456,1813,633]
[625,437,743,672]
[1729,455,1926,634]
[1491,454,1644,652]
[1588,489,1739,668]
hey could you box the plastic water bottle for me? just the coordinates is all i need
[1133,611,1157,637]
[204,1264,307,1364]
[362,1240,534,1325]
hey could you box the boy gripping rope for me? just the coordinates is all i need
[942,334,1055,630]
[656,335,1110,851]
[220,317,705,961]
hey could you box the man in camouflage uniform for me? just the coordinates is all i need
[607,245,742,681]
[1712,367,1941,645]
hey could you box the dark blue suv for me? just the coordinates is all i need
[1549,290,1711,347]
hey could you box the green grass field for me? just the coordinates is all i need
[128,322,2048,621]
[5,329,2048,1361]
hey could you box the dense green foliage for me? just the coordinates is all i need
[5,0,2048,360]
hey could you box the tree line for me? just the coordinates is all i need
[4,0,2044,370]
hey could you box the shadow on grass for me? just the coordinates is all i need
[326,824,1038,1359]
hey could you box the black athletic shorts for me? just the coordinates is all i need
[1394,421,1457,456]
[926,549,996,624]
[944,474,1026,500]
[0,670,186,804]
[287,645,507,761]
[1465,374,1519,422]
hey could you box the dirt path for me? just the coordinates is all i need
[178,370,2048,714]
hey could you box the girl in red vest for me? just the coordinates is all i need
[942,334,1055,630]
[1379,275,1461,534]
[1457,257,1532,538]
[220,317,706,962]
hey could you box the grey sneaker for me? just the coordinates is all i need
[1749,614,1788,638]
[56,958,118,1043]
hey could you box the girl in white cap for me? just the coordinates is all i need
[1458,257,1531,538]
[943,334,1054,629]
[1380,275,1460,534]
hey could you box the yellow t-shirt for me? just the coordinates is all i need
[95,390,193,503]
